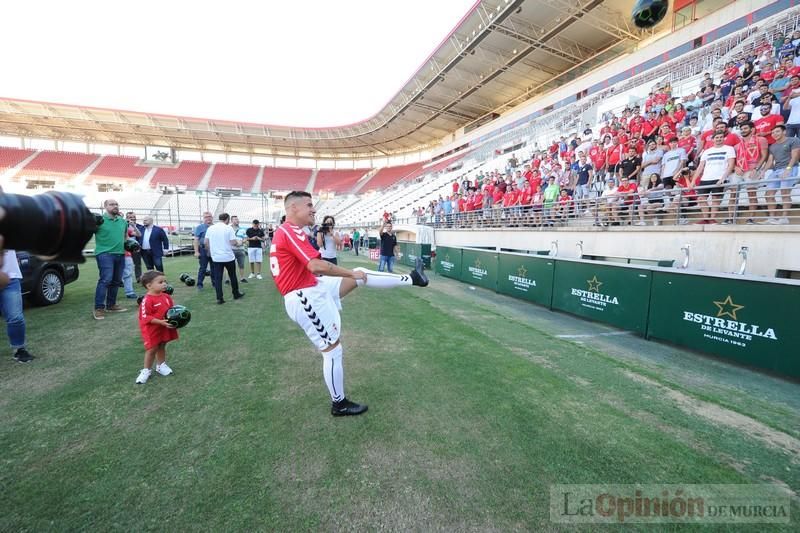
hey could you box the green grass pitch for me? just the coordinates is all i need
[1,254,798,531]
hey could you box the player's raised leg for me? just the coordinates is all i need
[337,257,428,297]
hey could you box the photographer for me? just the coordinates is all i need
[316,215,341,265]
[93,199,128,320]
[378,219,399,273]
[125,212,143,282]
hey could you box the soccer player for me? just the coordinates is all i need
[270,191,429,417]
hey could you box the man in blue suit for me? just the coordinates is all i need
[137,216,170,273]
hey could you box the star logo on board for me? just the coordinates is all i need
[587,276,603,292]
[713,295,745,320]
[517,265,528,278]
[474,258,482,269]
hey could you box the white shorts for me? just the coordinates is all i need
[248,248,263,263]
[284,276,343,351]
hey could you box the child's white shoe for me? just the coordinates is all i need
[135,368,152,384]
[156,362,173,376]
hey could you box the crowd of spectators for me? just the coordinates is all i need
[415,30,800,228]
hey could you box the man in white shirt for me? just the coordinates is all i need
[692,132,736,224]
[660,137,688,187]
[1,250,34,362]
[204,213,245,304]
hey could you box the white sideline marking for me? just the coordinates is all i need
[556,331,631,339]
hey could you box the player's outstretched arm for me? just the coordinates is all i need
[307,258,365,280]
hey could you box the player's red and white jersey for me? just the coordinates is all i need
[270,222,320,296]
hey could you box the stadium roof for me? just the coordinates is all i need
[0,0,651,160]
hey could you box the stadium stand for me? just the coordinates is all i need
[5,5,800,233]
[334,8,800,228]
[313,169,370,194]
[207,162,259,191]
[361,162,424,191]
[15,150,99,183]
[0,147,36,171]
[151,161,210,189]
[260,167,311,192]
[88,155,149,183]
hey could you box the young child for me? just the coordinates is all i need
[135,271,178,384]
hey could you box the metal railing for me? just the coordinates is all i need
[393,177,800,230]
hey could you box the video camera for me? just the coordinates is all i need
[0,191,99,263]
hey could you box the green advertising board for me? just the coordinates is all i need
[398,242,432,268]
[397,241,410,267]
[648,271,800,378]
[551,259,652,335]
[496,252,555,307]
[419,243,432,268]
[459,248,498,291]
[435,246,462,279]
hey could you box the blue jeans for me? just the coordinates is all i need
[378,255,395,272]
[0,278,25,349]
[122,255,136,296]
[197,249,214,288]
[95,253,124,309]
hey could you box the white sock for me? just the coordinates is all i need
[321,344,345,403]
[353,267,412,288]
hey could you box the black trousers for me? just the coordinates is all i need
[211,260,240,301]
[140,249,165,273]
[131,249,142,281]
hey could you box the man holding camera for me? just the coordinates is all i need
[316,216,341,265]
[378,219,399,272]
[93,199,129,320]
[122,212,142,299]
[125,212,144,282]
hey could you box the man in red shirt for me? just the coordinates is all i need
[701,123,741,151]
[271,191,428,417]
[628,131,646,155]
[641,111,658,141]
[678,126,697,161]
[606,137,625,178]
[754,103,785,144]
[629,109,643,135]
[732,121,768,223]
[588,140,607,179]
[612,176,639,223]
[528,169,542,194]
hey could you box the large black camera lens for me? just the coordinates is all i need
[0,191,97,263]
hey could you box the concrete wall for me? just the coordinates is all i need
[433,226,800,278]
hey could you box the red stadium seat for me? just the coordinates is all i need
[0,147,36,171]
[151,161,210,188]
[364,162,424,190]
[89,155,149,183]
[260,167,311,192]
[314,169,370,194]
[207,163,259,191]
